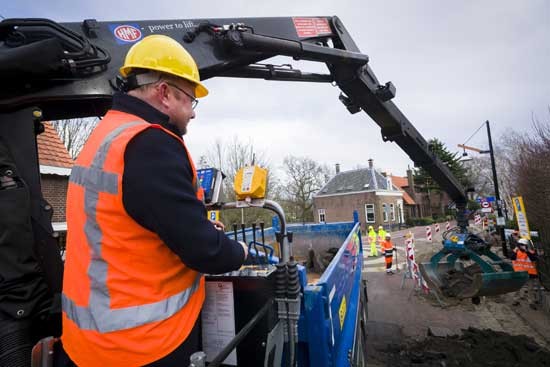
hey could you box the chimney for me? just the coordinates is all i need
[407,165,415,193]
[368,158,373,169]
[335,163,340,174]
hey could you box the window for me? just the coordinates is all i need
[386,177,393,190]
[318,209,326,223]
[397,203,403,223]
[390,203,395,221]
[382,204,388,222]
[365,204,375,223]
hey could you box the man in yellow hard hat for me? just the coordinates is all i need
[61,35,248,366]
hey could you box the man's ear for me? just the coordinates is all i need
[157,82,171,108]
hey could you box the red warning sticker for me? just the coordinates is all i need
[293,17,332,38]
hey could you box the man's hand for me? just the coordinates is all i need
[239,241,249,261]
[210,219,225,231]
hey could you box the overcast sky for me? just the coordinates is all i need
[4,1,550,177]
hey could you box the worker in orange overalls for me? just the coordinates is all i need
[380,233,396,274]
[510,238,539,304]
[511,238,538,277]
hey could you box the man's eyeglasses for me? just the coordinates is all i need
[165,82,199,109]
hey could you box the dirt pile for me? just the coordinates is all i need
[376,327,550,367]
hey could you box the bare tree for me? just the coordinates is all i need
[463,142,518,217]
[52,117,99,159]
[205,137,274,185]
[281,155,330,224]
[464,155,494,197]
[504,115,550,288]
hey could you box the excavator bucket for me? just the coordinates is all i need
[419,250,529,299]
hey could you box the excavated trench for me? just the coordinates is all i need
[371,327,550,367]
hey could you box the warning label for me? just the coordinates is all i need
[338,295,347,330]
[293,17,332,38]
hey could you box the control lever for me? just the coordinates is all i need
[241,223,247,245]
[251,222,260,264]
[260,221,265,245]
[252,222,257,248]
[232,223,238,241]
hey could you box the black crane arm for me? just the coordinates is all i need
[0,16,468,226]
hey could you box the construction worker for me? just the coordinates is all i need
[510,238,538,277]
[377,225,387,245]
[61,35,248,367]
[381,233,396,274]
[510,238,539,305]
[368,225,379,256]
[509,229,520,250]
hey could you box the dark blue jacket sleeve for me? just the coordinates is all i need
[122,128,245,274]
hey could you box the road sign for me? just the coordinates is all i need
[481,201,490,208]
[512,196,531,240]
[208,210,220,221]
[474,214,481,225]
[476,196,495,203]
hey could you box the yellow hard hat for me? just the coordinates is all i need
[368,225,373,230]
[120,35,208,98]
[378,226,383,230]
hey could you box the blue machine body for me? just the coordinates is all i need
[442,232,468,251]
[300,222,362,367]
[225,214,364,367]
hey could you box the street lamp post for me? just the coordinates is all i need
[458,120,508,257]
[485,120,508,257]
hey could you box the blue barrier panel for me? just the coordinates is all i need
[226,221,355,263]
[302,222,363,367]
[224,215,363,366]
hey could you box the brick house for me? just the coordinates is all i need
[37,122,73,230]
[313,159,405,231]
[388,173,418,221]
[391,168,454,220]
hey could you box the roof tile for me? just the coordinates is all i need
[36,122,74,168]
[391,175,416,205]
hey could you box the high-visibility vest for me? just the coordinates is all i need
[368,230,377,243]
[512,249,538,276]
[380,240,394,253]
[62,110,205,367]
[377,229,387,241]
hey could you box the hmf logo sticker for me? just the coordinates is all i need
[110,24,143,44]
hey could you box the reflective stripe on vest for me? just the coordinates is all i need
[512,250,537,275]
[63,121,201,333]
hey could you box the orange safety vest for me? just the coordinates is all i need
[380,240,394,253]
[512,249,538,276]
[62,110,205,367]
